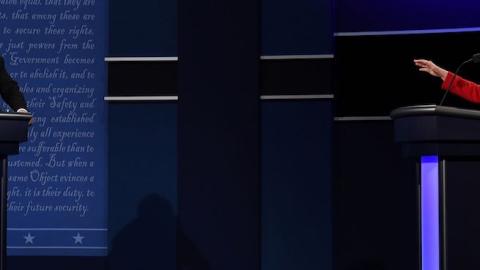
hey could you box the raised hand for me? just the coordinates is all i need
[414,59,448,81]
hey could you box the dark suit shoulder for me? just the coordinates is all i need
[0,55,27,111]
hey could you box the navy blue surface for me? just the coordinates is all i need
[262,0,333,55]
[336,0,480,32]
[108,103,177,270]
[109,0,177,56]
[110,0,332,56]
[262,100,332,270]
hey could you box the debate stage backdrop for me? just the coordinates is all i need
[5,0,477,269]
[1,0,107,256]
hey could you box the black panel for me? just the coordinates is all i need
[9,256,105,270]
[333,121,418,270]
[444,158,480,270]
[107,59,332,97]
[336,32,480,117]
[108,61,177,96]
[260,59,333,95]
[178,0,260,269]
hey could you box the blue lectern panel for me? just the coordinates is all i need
[421,156,440,270]
[2,1,107,256]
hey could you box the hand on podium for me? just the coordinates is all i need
[16,108,32,125]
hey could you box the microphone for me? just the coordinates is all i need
[440,53,480,106]
[473,53,480,63]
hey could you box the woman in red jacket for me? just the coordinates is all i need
[414,59,480,103]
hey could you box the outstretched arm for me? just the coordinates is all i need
[414,59,480,104]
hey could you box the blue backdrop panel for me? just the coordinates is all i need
[337,0,480,32]
[1,0,107,256]
[109,0,177,56]
[262,0,333,55]
[107,103,177,270]
[261,100,332,270]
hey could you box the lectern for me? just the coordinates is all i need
[0,113,31,270]
[391,105,480,270]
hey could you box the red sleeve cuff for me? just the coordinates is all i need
[441,72,455,90]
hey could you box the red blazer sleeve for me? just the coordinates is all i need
[441,72,480,103]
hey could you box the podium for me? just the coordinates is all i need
[0,113,31,270]
[391,105,480,270]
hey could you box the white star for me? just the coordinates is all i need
[73,233,84,244]
[24,233,35,244]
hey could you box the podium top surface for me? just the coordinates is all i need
[391,105,480,120]
[0,112,32,121]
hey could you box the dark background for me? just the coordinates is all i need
[10,0,480,270]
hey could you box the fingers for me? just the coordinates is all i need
[419,68,433,75]
[419,67,441,77]
[418,68,434,74]
[414,59,444,78]
[414,59,432,68]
